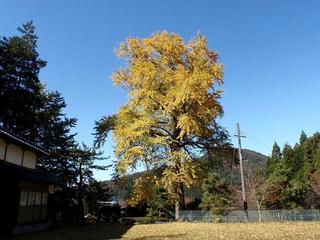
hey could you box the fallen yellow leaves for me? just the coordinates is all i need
[122,222,320,240]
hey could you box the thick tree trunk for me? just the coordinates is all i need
[179,182,186,210]
[170,122,186,221]
[78,192,85,224]
[174,182,185,220]
[175,199,180,220]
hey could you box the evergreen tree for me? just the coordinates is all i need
[289,144,305,179]
[69,143,107,223]
[37,91,78,184]
[85,181,113,216]
[266,139,309,209]
[265,161,290,209]
[303,132,320,174]
[266,142,282,175]
[283,144,294,171]
[200,172,230,216]
[271,142,281,159]
[146,185,172,219]
[303,133,320,207]
[299,130,307,145]
[0,21,46,141]
[0,23,79,186]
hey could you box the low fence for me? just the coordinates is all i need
[179,209,320,223]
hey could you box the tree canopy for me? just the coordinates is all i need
[95,32,228,219]
[0,21,46,141]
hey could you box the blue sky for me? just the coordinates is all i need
[1,0,320,180]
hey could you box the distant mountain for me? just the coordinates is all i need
[100,148,269,202]
[241,148,269,168]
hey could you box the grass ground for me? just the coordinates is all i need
[5,222,320,240]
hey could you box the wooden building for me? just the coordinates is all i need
[0,129,60,235]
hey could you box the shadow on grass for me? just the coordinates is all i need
[2,223,133,240]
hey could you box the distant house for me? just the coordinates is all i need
[0,129,60,235]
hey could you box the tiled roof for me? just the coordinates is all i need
[0,129,49,155]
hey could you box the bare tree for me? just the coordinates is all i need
[245,168,268,222]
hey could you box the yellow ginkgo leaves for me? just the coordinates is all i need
[111,31,224,218]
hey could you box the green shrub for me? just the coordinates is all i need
[120,217,155,225]
[200,172,230,217]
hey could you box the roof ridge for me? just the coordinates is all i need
[0,128,49,155]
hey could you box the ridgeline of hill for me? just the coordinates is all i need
[100,148,268,202]
[242,148,268,167]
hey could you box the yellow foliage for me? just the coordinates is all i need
[161,151,200,199]
[111,31,224,202]
[127,175,157,206]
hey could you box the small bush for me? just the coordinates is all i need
[120,216,155,225]
[120,216,169,225]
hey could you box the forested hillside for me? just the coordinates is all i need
[102,130,320,214]
[101,148,268,208]
[264,131,320,209]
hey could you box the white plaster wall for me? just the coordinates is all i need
[0,138,5,160]
[23,150,37,169]
[6,144,23,165]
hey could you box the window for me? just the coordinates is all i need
[17,190,49,223]
[35,192,42,206]
[40,192,48,220]
[42,192,48,206]
[27,191,35,206]
[19,191,28,206]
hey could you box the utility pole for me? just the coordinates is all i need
[235,122,248,221]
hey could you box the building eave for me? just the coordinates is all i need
[0,129,49,156]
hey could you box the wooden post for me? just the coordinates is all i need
[235,123,248,221]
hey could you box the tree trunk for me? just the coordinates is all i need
[170,123,185,221]
[175,199,180,220]
[78,192,85,224]
[179,182,186,210]
[257,202,262,223]
[174,182,186,220]
[78,161,85,224]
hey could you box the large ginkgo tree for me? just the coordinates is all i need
[95,32,228,219]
